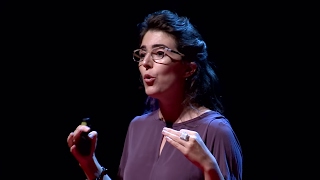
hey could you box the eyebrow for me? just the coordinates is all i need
[140,44,168,50]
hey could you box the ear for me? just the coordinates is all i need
[183,62,197,78]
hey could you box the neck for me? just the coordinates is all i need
[158,100,184,123]
[158,103,209,124]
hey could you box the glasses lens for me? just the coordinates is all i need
[151,47,165,62]
[133,47,169,63]
[133,50,143,62]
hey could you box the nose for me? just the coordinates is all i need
[141,52,153,69]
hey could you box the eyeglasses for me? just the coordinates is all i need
[133,46,184,64]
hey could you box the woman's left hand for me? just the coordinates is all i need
[162,127,215,171]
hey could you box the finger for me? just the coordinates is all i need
[179,128,195,135]
[162,127,180,136]
[73,125,91,144]
[162,128,187,146]
[88,131,98,150]
[162,128,179,139]
[70,131,98,158]
[70,144,81,157]
[88,131,97,139]
[67,132,75,148]
[74,125,91,135]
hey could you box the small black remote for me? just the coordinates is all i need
[77,117,92,156]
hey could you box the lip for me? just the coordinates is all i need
[143,74,155,85]
[144,74,154,79]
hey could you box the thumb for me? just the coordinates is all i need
[88,131,98,150]
[88,130,97,138]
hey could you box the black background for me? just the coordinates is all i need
[1,0,303,179]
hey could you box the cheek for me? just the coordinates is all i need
[157,66,185,84]
[138,65,145,74]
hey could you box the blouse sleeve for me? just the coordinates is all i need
[117,120,133,180]
[205,118,243,180]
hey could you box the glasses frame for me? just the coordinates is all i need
[133,46,184,64]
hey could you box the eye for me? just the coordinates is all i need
[139,51,146,58]
[153,49,165,57]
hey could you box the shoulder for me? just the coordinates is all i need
[130,110,159,125]
[204,111,236,138]
[207,112,231,129]
[126,110,163,134]
[204,111,242,154]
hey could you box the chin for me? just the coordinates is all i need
[144,88,161,98]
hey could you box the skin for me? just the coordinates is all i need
[139,30,187,100]
[67,30,224,180]
[139,30,197,122]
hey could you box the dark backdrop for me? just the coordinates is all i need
[1,0,293,179]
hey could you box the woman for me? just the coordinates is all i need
[67,10,243,180]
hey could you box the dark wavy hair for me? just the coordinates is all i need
[137,10,224,114]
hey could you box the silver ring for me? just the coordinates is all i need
[180,131,190,141]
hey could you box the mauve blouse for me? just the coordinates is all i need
[117,110,242,180]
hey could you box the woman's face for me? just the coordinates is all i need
[138,30,189,101]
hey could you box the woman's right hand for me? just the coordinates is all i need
[67,125,98,166]
[67,126,105,180]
